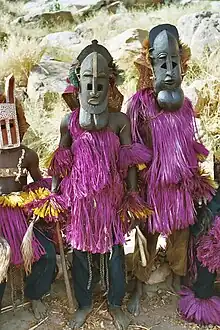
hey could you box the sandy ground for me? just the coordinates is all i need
[1,277,219,330]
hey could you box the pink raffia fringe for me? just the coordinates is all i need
[178,287,220,325]
[119,191,152,223]
[23,178,52,192]
[197,216,220,273]
[127,89,215,234]
[25,193,68,223]
[0,205,45,265]
[63,109,127,254]
[118,143,152,176]
[193,141,209,161]
[48,147,73,177]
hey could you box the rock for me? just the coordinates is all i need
[23,0,115,20]
[23,10,75,25]
[123,0,164,6]
[107,28,148,63]
[23,0,92,16]
[27,59,71,101]
[74,23,94,40]
[107,1,123,14]
[183,79,208,107]
[147,263,171,286]
[40,31,81,50]
[74,13,134,41]
[178,11,220,59]
[211,1,220,12]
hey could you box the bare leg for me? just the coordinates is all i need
[172,273,181,292]
[69,307,92,329]
[31,300,47,320]
[127,278,143,316]
[109,306,131,330]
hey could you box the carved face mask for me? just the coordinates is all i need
[0,75,20,150]
[150,29,184,111]
[78,52,109,131]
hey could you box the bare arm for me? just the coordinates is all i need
[119,113,137,191]
[25,148,43,182]
[51,114,72,193]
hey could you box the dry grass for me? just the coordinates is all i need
[0,0,219,159]
[0,35,45,86]
[77,1,212,42]
[196,81,220,157]
[23,93,69,165]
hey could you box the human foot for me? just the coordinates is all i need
[31,300,47,319]
[69,307,92,329]
[127,280,143,316]
[109,306,131,330]
[127,292,141,316]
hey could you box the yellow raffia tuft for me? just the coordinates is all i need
[0,188,50,209]
[197,153,208,163]
[138,163,147,171]
[120,205,153,223]
[22,188,50,206]
[0,193,26,208]
[32,199,65,219]
[199,168,218,189]
[44,150,56,169]
[128,207,153,221]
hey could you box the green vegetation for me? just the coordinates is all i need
[0,0,219,165]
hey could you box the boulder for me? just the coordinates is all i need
[178,11,220,59]
[107,28,148,63]
[211,1,220,12]
[73,13,134,40]
[23,10,75,25]
[23,0,94,16]
[74,23,94,40]
[147,263,171,286]
[123,0,164,6]
[182,80,207,107]
[27,59,71,101]
[106,1,123,14]
[40,31,81,50]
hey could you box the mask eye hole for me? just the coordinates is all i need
[1,124,6,129]
[87,83,92,90]
[161,63,167,69]
[97,84,103,91]
[172,62,177,68]
[10,123,14,128]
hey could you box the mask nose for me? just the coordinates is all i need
[90,90,100,98]
[89,76,100,98]
[165,54,175,76]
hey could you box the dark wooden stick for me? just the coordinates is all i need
[56,222,74,313]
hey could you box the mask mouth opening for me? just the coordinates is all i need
[88,98,100,106]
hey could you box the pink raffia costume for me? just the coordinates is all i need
[47,40,151,329]
[0,75,56,311]
[127,24,220,325]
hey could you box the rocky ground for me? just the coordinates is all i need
[1,265,220,330]
[1,278,219,330]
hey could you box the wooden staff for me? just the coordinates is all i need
[56,222,74,313]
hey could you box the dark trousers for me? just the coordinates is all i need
[72,245,125,309]
[192,260,217,299]
[0,229,56,307]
